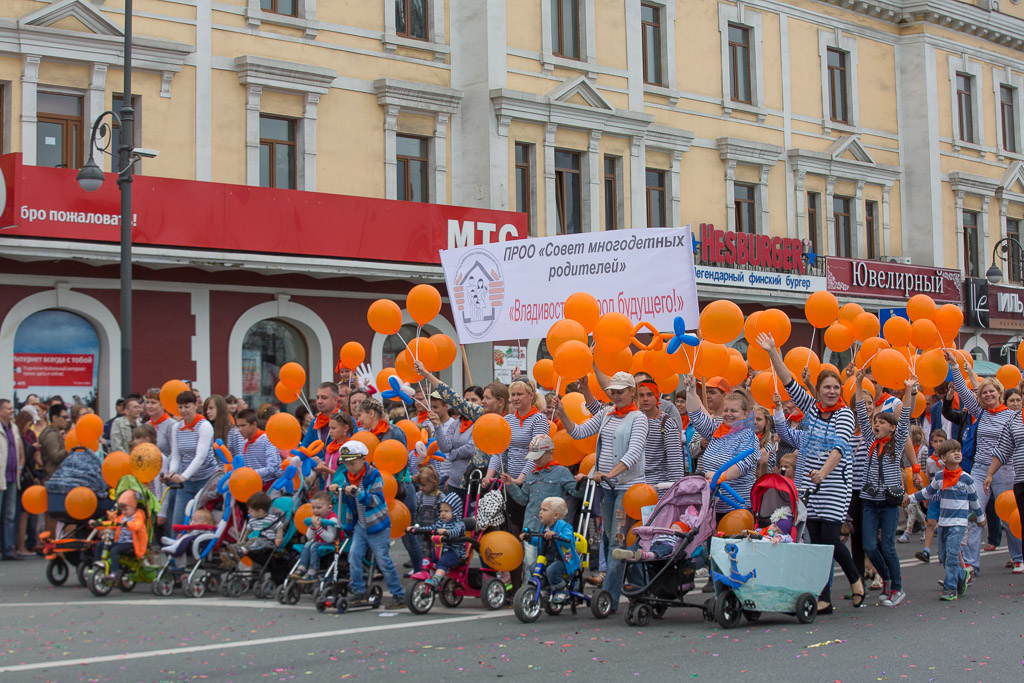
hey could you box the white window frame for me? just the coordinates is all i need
[818,29,860,133]
[603,153,625,231]
[718,3,765,122]
[540,0,597,77]
[948,55,985,154]
[514,141,539,236]
[717,137,782,236]
[950,171,999,278]
[246,0,319,40]
[993,66,1024,159]
[633,0,677,97]
[382,0,449,62]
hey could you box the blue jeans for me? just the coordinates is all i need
[96,541,135,575]
[963,465,1022,569]
[401,482,423,570]
[937,525,967,591]
[545,559,567,590]
[298,541,327,573]
[170,477,212,530]
[1,484,19,555]
[348,525,404,599]
[600,487,630,607]
[861,499,901,591]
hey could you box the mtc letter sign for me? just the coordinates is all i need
[448,220,521,249]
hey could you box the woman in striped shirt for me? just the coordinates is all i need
[554,371,648,612]
[759,333,857,614]
[165,390,219,528]
[946,351,1020,575]
[754,406,777,478]
[637,379,686,495]
[987,410,1024,574]
[682,376,758,517]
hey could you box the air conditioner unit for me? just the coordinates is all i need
[883,255,912,265]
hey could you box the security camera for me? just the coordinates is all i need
[132,148,160,159]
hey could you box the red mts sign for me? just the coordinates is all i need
[0,154,525,265]
[697,223,806,274]
[14,354,94,388]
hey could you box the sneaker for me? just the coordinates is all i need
[915,549,931,563]
[957,569,969,596]
[585,572,605,587]
[896,533,910,544]
[349,591,368,603]
[983,544,997,552]
[385,595,405,609]
[1013,562,1024,574]
[550,590,570,604]
[965,571,975,587]
[878,581,892,605]
[695,567,709,578]
[887,590,906,607]
[305,571,318,580]
[940,590,957,601]
[611,548,637,561]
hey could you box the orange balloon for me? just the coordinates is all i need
[553,340,593,381]
[368,299,404,335]
[350,431,379,459]
[723,355,749,387]
[804,291,839,329]
[907,294,937,323]
[65,487,98,520]
[838,303,864,324]
[853,312,881,342]
[756,309,792,346]
[644,349,673,379]
[375,368,398,393]
[871,349,910,390]
[1018,339,1024,370]
[668,346,696,374]
[553,430,583,466]
[265,413,302,450]
[751,372,788,409]
[546,319,587,355]
[76,413,104,444]
[717,509,755,535]
[824,322,855,353]
[129,442,163,484]
[479,530,524,571]
[338,342,365,371]
[842,376,876,404]
[380,471,398,502]
[784,348,821,386]
[594,346,633,376]
[934,304,963,341]
[910,319,940,349]
[626,521,641,546]
[579,453,596,476]
[593,312,634,352]
[655,374,679,395]
[699,300,744,344]
[572,433,598,455]
[562,392,591,424]
[374,440,409,475]
[911,392,926,418]
[1009,510,1022,540]
[401,337,438,372]
[388,499,412,539]
[407,285,441,326]
[693,342,729,378]
[228,467,262,502]
[101,451,131,488]
[430,334,458,371]
[548,420,558,437]
[564,292,601,333]
[64,427,79,452]
[395,419,422,450]
[995,490,1018,522]
[630,350,647,375]
[533,358,556,389]
[160,379,189,417]
[21,485,47,515]
[473,413,512,455]
[883,316,912,347]
[997,365,1023,393]
[587,372,610,403]
[395,353,424,384]
[821,362,840,378]
[275,381,299,404]
[279,362,307,392]
[294,503,314,535]
[623,483,658,519]
[743,311,762,344]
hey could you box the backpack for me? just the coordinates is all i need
[959,415,977,474]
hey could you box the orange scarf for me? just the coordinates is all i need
[151,413,170,427]
[533,461,555,473]
[712,422,732,439]
[417,410,430,423]
[243,429,265,454]
[679,413,690,431]
[515,407,539,427]
[370,420,389,437]
[869,436,892,460]
[346,465,366,487]
[942,467,963,489]
[611,403,639,418]
[875,392,893,408]
[313,412,332,430]
[326,440,341,455]
[817,397,848,415]
[786,409,805,424]
[987,404,1008,415]
[459,418,473,433]
[181,415,202,431]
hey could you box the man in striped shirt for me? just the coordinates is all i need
[636,378,685,495]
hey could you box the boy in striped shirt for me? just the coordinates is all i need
[905,439,986,601]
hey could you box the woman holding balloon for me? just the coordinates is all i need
[946,351,1023,574]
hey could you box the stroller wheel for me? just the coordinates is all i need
[590,590,613,620]
[205,573,222,594]
[87,567,113,597]
[118,573,136,592]
[652,605,668,620]
[152,575,175,597]
[481,579,506,611]
[184,575,207,599]
[512,582,542,623]
[743,610,762,623]
[335,597,349,614]
[624,604,636,626]
[369,585,383,609]
[46,559,69,586]
[275,584,287,604]
[439,579,463,608]
[285,583,302,605]
[314,588,333,613]
[544,598,564,617]
[633,603,653,628]
[256,578,276,600]
[795,593,817,624]
[714,590,742,629]
[701,597,716,623]
[406,581,435,615]
[76,560,91,588]
[225,576,246,598]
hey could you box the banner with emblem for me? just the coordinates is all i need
[439,227,699,343]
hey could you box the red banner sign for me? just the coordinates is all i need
[825,257,962,303]
[14,353,94,388]
[0,154,526,265]
[697,223,807,274]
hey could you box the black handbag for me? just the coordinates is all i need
[877,451,905,507]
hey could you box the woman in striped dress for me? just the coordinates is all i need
[759,333,856,614]
[854,370,915,607]
[682,376,758,516]
[988,407,1024,574]
[165,390,219,528]
[553,371,648,612]
[637,378,686,495]
[947,351,1022,574]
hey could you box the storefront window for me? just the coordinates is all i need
[13,310,98,409]
[242,319,308,410]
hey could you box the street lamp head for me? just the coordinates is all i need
[986,262,1003,285]
[76,156,105,192]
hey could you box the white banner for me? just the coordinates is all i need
[440,227,699,343]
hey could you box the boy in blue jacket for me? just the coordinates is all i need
[522,496,580,603]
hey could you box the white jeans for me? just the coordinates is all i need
[963,465,1022,569]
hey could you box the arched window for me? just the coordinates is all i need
[382,324,420,368]
[242,319,308,409]
[13,310,99,409]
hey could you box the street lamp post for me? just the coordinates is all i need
[985,236,1024,285]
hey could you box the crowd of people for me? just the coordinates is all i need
[2,342,1023,614]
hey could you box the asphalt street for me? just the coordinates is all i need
[0,540,1021,682]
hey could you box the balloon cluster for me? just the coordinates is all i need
[366,285,458,388]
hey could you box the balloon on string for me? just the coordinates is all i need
[266,413,302,450]
[882,316,912,347]
[911,392,927,418]
[751,372,787,409]
[561,393,591,423]
[593,312,634,352]
[159,379,189,417]
[473,413,512,455]
[665,315,699,355]
[907,294,937,322]
[1010,510,1022,540]
[934,304,963,341]
[718,509,755,535]
[368,299,403,335]
[995,490,1017,522]
[997,365,1022,392]
[838,303,864,324]
[351,431,379,459]
[546,319,587,355]
[76,414,104,444]
[623,483,658,519]
[395,419,422,450]
[374,440,409,475]
[386,500,412,539]
[401,337,438,371]
[853,312,881,342]
[756,309,792,346]
[821,362,840,378]
[66,487,98,520]
[655,374,679,394]
[693,342,730,378]
[915,348,947,387]
[228,467,262,502]
[292,503,314,534]
[279,362,307,393]
[533,358,556,389]
[380,471,398,502]
[699,300,744,344]
[955,349,974,367]
[129,442,163,484]
[21,485,47,515]
[910,318,940,349]
[783,348,821,385]
[855,337,890,369]
[668,345,696,374]
[872,349,911,389]
[563,292,601,333]
[407,284,442,326]
[101,451,131,488]
[395,353,424,383]
[724,354,749,387]
[747,343,773,372]
[553,340,593,381]
[479,531,524,571]
[375,367,398,393]
[592,347,630,378]
[587,372,610,403]
[644,348,673,379]
[429,334,458,371]
[275,381,299,404]
[842,376,876,404]
[578,453,596,476]
[629,350,647,375]
[804,290,840,328]
[338,342,365,371]
[64,427,79,452]
[743,311,762,344]
[1018,339,1024,371]
[552,430,583,466]
[626,521,641,546]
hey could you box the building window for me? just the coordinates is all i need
[604,156,618,230]
[396,0,428,40]
[111,95,140,172]
[515,142,532,231]
[242,318,308,410]
[865,201,878,260]
[963,210,980,278]
[36,93,83,169]
[260,0,296,17]
[728,24,751,104]
[259,115,296,190]
[646,169,666,227]
[957,74,975,144]
[827,48,849,124]
[1008,218,1023,284]
[1002,85,1017,153]
[807,192,820,255]
[833,196,852,257]
[397,135,428,202]
[554,150,582,234]
[551,0,580,60]
[641,4,662,86]
[734,182,756,233]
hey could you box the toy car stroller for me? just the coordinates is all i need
[619,475,717,626]
[41,506,107,588]
[511,477,614,623]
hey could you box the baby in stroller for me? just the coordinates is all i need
[613,504,702,564]
[223,491,285,566]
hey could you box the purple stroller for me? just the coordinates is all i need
[620,475,716,626]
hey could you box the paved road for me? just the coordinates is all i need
[1,540,1021,682]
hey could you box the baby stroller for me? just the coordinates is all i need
[619,475,717,626]
[751,474,801,542]
[220,495,301,599]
